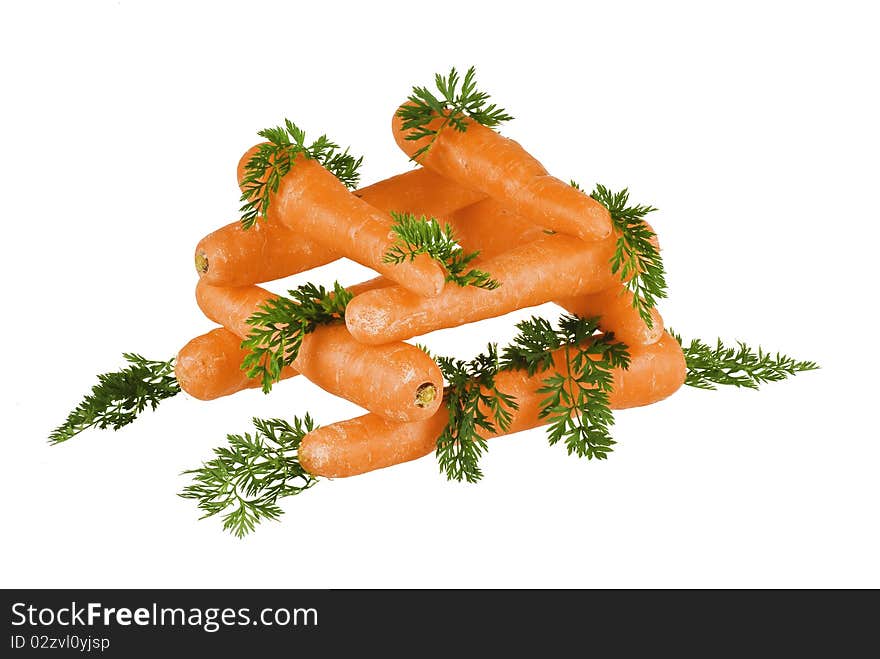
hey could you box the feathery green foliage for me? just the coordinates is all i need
[180,416,318,538]
[672,332,819,390]
[397,66,513,160]
[239,119,362,229]
[241,282,352,393]
[50,354,179,444]
[502,315,630,460]
[384,212,500,289]
[574,182,667,328]
[435,344,517,483]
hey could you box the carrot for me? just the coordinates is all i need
[555,218,663,345]
[294,323,442,420]
[344,233,618,344]
[605,331,685,408]
[341,276,388,298]
[194,221,337,288]
[238,144,484,217]
[447,198,659,260]
[194,149,484,288]
[341,279,664,349]
[444,198,664,345]
[393,108,612,242]
[336,200,661,346]
[444,197,547,259]
[342,275,663,348]
[195,280,443,421]
[300,409,450,479]
[300,332,686,477]
[176,328,298,401]
[355,169,483,218]
[256,153,445,297]
[557,289,664,347]
[195,281,269,338]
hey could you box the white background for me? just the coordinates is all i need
[2,0,877,588]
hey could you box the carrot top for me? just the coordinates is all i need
[397,66,513,161]
[574,182,668,328]
[501,315,631,461]
[671,333,820,390]
[179,415,318,538]
[241,282,352,393]
[429,314,632,483]
[239,119,363,229]
[434,344,517,483]
[384,212,500,290]
[49,354,179,444]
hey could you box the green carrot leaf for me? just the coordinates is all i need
[180,415,318,538]
[435,344,518,483]
[239,119,363,229]
[241,282,352,393]
[384,212,500,290]
[50,354,179,444]
[574,182,667,329]
[397,66,513,160]
[502,314,630,460]
[671,332,819,390]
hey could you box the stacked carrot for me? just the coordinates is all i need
[177,70,682,479]
[52,67,817,537]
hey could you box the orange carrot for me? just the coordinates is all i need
[340,283,663,352]
[237,144,483,217]
[294,323,441,420]
[558,289,664,346]
[194,149,483,289]
[195,281,270,339]
[353,169,483,218]
[556,219,663,344]
[255,154,445,297]
[445,199,664,262]
[337,201,661,346]
[604,332,685,408]
[300,332,686,477]
[176,328,298,401]
[444,197,547,259]
[341,276,388,297]
[345,233,618,344]
[195,280,443,421]
[341,271,664,349]
[195,221,337,288]
[445,198,664,346]
[300,410,449,479]
[393,108,611,242]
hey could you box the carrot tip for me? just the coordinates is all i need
[195,252,209,275]
[415,382,438,408]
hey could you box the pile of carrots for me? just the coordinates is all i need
[53,67,817,536]
[180,117,677,476]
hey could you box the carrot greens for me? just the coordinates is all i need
[433,314,632,482]
[397,66,513,161]
[671,333,819,390]
[435,344,517,483]
[241,282,352,394]
[50,354,179,444]
[239,119,362,229]
[572,182,667,329]
[384,212,500,290]
[180,415,318,538]
[502,315,630,460]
